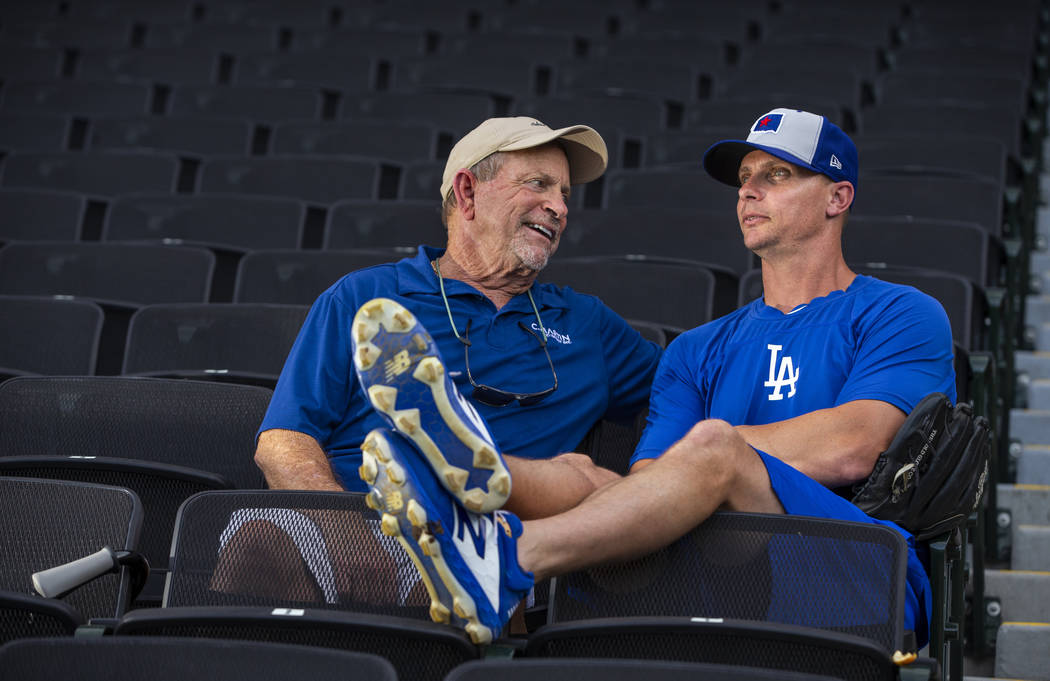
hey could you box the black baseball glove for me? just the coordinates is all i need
[851,392,991,541]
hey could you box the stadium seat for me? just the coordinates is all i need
[391,55,546,101]
[121,302,309,388]
[74,48,223,84]
[0,295,104,379]
[0,46,64,79]
[271,120,444,161]
[0,476,143,626]
[113,489,480,680]
[88,115,254,156]
[144,22,281,52]
[198,156,388,204]
[0,637,400,681]
[0,112,71,153]
[555,57,711,104]
[1,151,180,196]
[167,84,322,121]
[0,189,85,242]
[446,658,849,681]
[346,91,497,137]
[324,199,440,249]
[0,80,152,116]
[233,248,408,304]
[233,51,376,92]
[293,26,429,58]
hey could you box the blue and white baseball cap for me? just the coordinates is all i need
[703,108,858,191]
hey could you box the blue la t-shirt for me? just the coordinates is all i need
[261,246,662,492]
[634,275,957,464]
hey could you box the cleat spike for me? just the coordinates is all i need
[462,489,485,513]
[406,499,428,528]
[489,473,510,496]
[380,514,400,537]
[444,467,469,492]
[387,462,405,485]
[362,300,384,318]
[364,491,381,510]
[391,311,411,330]
[412,333,427,351]
[395,411,420,434]
[358,453,378,485]
[465,622,491,646]
[474,447,497,468]
[357,344,380,370]
[368,385,397,412]
[430,602,451,624]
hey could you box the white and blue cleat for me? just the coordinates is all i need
[352,297,511,513]
[359,428,533,645]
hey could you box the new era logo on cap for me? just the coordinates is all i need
[752,113,783,133]
[830,154,842,170]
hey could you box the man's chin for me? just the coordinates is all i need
[513,244,554,273]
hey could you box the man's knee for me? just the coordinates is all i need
[665,419,748,483]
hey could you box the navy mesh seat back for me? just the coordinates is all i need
[0,476,142,620]
[0,376,270,488]
[0,189,85,242]
[104,194,305,252]
[0,591,84,643]
[548,512,907,652]
[556,208,755,278]
[526,618,896,681]
[0,242,215,306]
[0,637,399,681]
[121,303,309,385]
[88,116,254,156]
[0,112,70,152]
[1,151,179,196]
[164,490,433,618]
[199,156,382,205]
[540,257,717,332]
[233,249,407,304]
[0,296,103,376]
[116,607,479,681]
[324,199,440,249]
[447,657,852,681]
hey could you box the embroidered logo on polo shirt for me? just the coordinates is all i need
[531,323,571,345]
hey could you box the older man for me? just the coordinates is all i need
[357,108,957,646]
[255,117,662,519]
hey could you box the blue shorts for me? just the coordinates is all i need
[756,448,932,649]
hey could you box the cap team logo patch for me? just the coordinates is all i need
[751,113,783,134]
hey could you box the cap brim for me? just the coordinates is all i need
[502,124,608,185]
[702,139,826,187]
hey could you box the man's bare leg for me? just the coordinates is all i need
[517,419,782,579]
[504,452,621,520]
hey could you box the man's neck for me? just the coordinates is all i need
[436,247,537,309]
[760,256,856,313]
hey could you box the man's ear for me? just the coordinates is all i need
[827,181,855,218]
[451,169,479,221]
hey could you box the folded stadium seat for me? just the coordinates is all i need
[360,1,486,33]
[554,207,756,280]
[446,658,850,681]
[873,74,1030,125]
[554,57,713,107]
[324,199,441,249]
[143,22,282,52]
[0,46,64,80]
[0,18,135,50]
[399,159,447,201]
[715,68,864,135]
[843,215,1005,294]
[444,31,584,62]
[516,94,668,138]
[488,2,633,37]
[682,98,850,132]
[0,113,71,153]
[121,302,309,388]
[112,489,480,680]
[390,55,548,102]
[1,151,180,196]
[0,476,143,633]
[627,5,759,45]
[0,80,153,116]
[759,3,904,46]
[232,52,377,93]
[87,116,254,156]
[528,511,922,681]
[105,193,305,251]
[292,26,430,57]
[0,188,85,243]
[73,48,224,84]
[886,45,1038,88]
[598,34,731,77]
[62,0,192,24]
[0,375,273,602]
[539,256,721,337]
[346,91,497,139]
[601,166,739,215]
[854,133,1008,190]
[233,248,409,305]
[735,39,884,91]
[198,156,389,204]
[0,638,399,681]
[271,120,445,162]
[0,295,104,380]
[167,84,322,122]
[0,241,215,374]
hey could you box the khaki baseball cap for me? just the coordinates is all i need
[439,116,608,199]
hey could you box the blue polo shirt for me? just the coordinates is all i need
[261,246,662,492]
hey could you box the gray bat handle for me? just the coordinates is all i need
[32,547,118,598]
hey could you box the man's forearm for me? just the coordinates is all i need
[255,429,345,491]
[734,400,905,487]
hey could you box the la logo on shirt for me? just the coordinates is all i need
[764,344,799,401]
